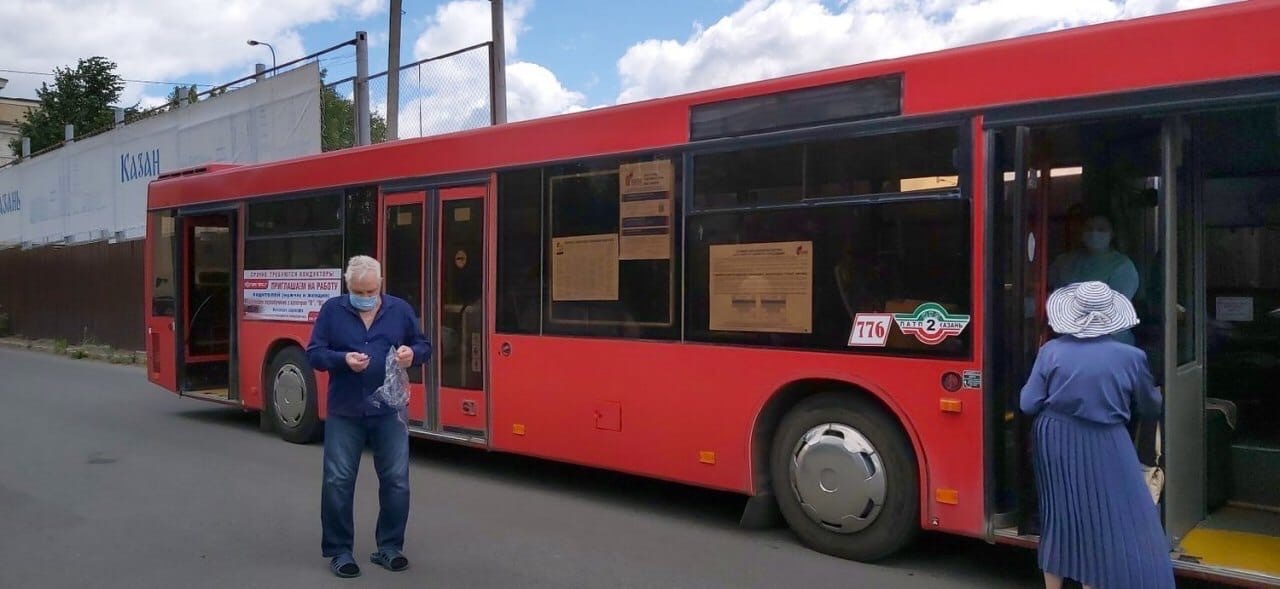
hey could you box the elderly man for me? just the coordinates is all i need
[306,255,431,578]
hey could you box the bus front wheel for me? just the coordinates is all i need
[770,392,919,562]
[267,347,321,444]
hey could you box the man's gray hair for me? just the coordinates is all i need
[344,255,382,283]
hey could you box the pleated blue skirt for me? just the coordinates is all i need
[1033,411,1175,589]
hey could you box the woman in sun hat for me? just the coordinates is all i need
[1021,281,1172,589]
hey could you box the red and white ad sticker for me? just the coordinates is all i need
[242,268,342,322]
[848,313,892,347]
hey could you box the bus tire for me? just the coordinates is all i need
[770,392,919,562]
[267,347,321,444]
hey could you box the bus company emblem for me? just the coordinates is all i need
[892,303,970,345]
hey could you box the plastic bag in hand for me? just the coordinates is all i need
[373,347,410,410]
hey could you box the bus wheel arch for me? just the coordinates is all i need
[752,380,924,561]
[262,341,321,444]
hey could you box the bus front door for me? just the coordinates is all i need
[175,210,238,401]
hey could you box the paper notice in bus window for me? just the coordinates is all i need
[709,241,812,333]
[551,234,619,301]
[242,268,342,322]
[1215,296,1253,322]
[620,160,674,195]
[619,160,673,260]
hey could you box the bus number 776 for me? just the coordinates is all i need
[848,314,892,347]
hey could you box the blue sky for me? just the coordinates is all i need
[288,0,746,107]
[300,0,743,105]
[1,0,1234,125]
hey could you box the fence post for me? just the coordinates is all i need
[387,0,402,141]
[255,63,267,82]
[64,124,74,142]
[21,137,30,158]
[354,31,371,146]
[490,0,508,125]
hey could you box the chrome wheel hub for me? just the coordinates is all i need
[789,423,886,533]
[273,364,306,426]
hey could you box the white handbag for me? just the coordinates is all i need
[1142,424,1164,504]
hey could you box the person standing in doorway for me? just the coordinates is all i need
[1049,214,1140,346]
[307,255,431,578]
[1049,214,1140,298]
[1021,281,1173,589]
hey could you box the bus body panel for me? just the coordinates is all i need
[238,321,318,414]
[488,334,985,536]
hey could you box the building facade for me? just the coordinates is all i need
[0,78,39,166]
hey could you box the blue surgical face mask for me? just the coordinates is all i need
[349,293,378,311]
[1082,230,1112,253]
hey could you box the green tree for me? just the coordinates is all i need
[165,85,199,107]
[8,57,129,156]
[320,70,388,152]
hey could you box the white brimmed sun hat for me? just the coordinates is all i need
[1047,281,1139,338]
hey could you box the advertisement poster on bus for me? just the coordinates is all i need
[708,241,813,333]
[242,268,342,322]
[618,160,674,260]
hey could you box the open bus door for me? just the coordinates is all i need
[993,106,1280,583]
[1166,107,1280,582]
[1160,117,1208,547]
[989,125,1052,535]
[146,211,178,392]
[175,209,239,402]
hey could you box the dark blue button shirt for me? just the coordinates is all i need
[306,295,431,418]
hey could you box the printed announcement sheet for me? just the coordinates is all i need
[709,241,812,333]
[551,234,620,301]
[618,160,674,260]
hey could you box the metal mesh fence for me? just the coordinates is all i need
[367,72,389,144]
[381,43,493,141]
[326,42,492,150]
[320,77,358,152]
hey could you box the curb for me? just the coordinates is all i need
[0,337,148,366]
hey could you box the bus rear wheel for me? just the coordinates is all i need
[267,347,321,444]
[770,392,919,562]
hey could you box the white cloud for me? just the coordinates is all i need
[615,0,1239,104]
[506,62,586,122]
[413,0,529,60]
[402,0,586,128]
[0,0,380,106]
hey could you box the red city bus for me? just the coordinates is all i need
[145,3,1280,584]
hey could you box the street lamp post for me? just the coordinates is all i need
[247,40,277,75]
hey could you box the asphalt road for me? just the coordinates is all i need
[0,347,1047,589]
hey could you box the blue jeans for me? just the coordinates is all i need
[321,412,410,558]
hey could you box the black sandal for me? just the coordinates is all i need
[330,554,361,578]
[370,548,409,572]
